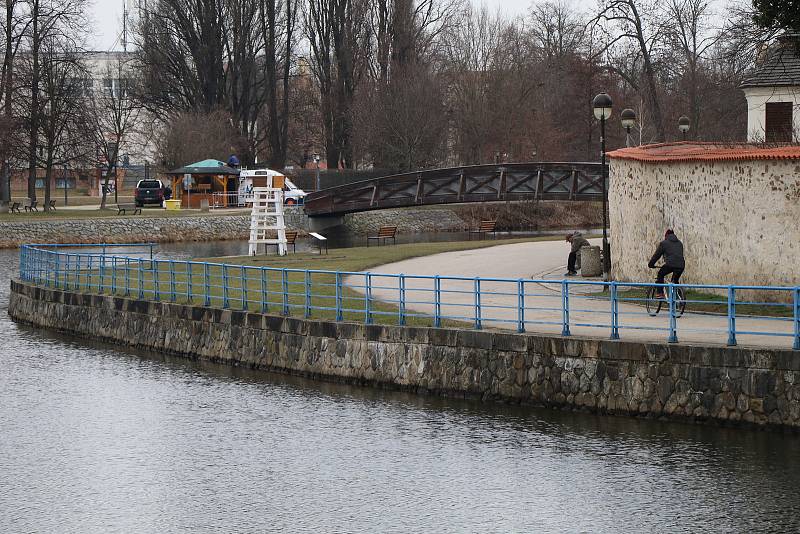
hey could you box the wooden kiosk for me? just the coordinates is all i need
[165,159,241,208]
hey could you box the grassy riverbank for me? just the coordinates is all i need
[59,237,560,328]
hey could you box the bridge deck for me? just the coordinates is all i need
[304,162,606,216]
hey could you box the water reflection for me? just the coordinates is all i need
[1,245,798,533]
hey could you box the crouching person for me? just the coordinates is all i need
[565,232,589,276]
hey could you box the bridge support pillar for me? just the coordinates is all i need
[308,215,345,233]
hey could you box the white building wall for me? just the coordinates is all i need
[743,86,800,142]
[83,51,158,165]
[608,157,800,299]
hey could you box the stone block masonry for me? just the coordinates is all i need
[0,207,470,249]
[9,280,800,430]
[0,215,253,249]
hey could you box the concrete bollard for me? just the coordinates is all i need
[580,246,602,277]
[200,199,209,212]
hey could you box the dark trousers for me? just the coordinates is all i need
[568,251,578,272]
[657,265,684,285]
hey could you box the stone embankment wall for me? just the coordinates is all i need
[10,280,800,430]
[608,157,800,295]
[342,207,468,235]
[0,207,470,249]
[0,215,253,248]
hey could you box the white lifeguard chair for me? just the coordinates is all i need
[248,186,287,256]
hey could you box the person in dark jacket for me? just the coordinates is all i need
[565,232,590,276]
[649,229,685,297]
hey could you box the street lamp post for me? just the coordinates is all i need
[313,153,321,191]
[621,108,637,147]
[63,165,68,206]
[593,92,613,281]
[678,116,690,141]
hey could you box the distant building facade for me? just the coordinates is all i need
[741,32,800,143]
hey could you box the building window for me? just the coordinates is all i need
[765,102,793,142]
[55,178,76,189]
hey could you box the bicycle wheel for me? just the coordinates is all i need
[645,286,662,316]
[675,287,686,318]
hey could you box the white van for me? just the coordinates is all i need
[238,168,307,205]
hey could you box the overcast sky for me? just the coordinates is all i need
[91,0,534,51]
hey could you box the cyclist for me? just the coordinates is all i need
[648,229,685,298]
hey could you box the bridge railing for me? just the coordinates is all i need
[304,162,606,216]
[18,243,800,350]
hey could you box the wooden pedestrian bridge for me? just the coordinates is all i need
[303,162,606,218]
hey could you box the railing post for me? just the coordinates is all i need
[186,262,193,303]
[610,281,620,340]
[98,254,105,293]
[335,271,343,321]
[399,274,406,326]
[138,259,144,299]
[304,270,311,318]
[434,275,441,328]
[87,255,93,290]
[124,257,130,296]
[260,267,268,313]
[54,252,61,289]
[727,286,737,347]
[281,269,289,315]
[793,288,800,351]
[667,284,678,343]
[74,253,81,290]
[169,260,177,302]
[365,272,372,324]
[241,265,248,310]
[222,264,229,308]
[111,256,117,294]
[203,263,211,306]
[474,277,482,330]
[517,279,525,333]
[62,254,68,288]
[153,259,161,301]
[561,280,571,337]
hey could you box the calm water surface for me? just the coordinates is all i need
[1,243,799,533]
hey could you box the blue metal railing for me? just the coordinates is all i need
[17,243,800,350]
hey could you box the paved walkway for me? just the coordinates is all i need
[353,240,796,350]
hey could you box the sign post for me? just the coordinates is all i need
[183,173,193,208]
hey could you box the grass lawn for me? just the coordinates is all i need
[47,236,562,328]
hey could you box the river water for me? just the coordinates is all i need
[1,243,799,533]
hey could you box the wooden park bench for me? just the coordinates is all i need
[117,203,142,215]
[23,198,38,212]
[10,201,21,213]
[266,231,298,254]
[468,220,497,240]
[367,225,397,246]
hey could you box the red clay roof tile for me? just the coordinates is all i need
[607,141,800,163]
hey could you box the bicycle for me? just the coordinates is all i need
[645,267,686,318]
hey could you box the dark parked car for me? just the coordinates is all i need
[134,179,171,207]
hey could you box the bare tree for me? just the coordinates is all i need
[306,0,370,168]
[21,0,88,203]
[361,62,446,171]
[259,0,298,168]
[86,58,144,210]
[592,0,667,141]
[37,38,87,210]
[0,0,29,210]
[662,0,719,137]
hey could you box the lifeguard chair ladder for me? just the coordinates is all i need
[248,187,287,256]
